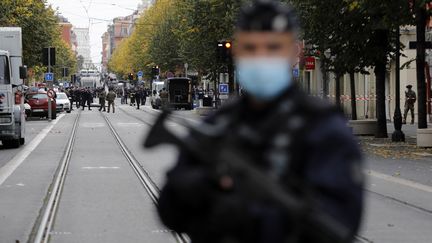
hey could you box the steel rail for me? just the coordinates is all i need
[33,112,81,243]
[101,112,190,243]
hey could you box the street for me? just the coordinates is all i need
[0,101,430,243]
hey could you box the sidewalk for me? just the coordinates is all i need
[359,123,432,161]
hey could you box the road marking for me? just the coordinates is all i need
[81,122,105,128]
[367,170,432,193]
[82,166,120,170]
[117,122,143,127]
[0,114,65,186]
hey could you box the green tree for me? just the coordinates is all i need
[53,39,77,82]
[292,0,413,137]
[0,0,59,67]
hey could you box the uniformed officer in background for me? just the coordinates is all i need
[135,87,143,110]
[98,88,107,112]
[403,85,417,125]
[106,88,117,113]
[157,1,364,243]
[159,88,169,109]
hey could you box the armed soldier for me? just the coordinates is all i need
[135,87,143,110]
[98,88,107,112]
[159,88,169,109]
[156,1,364,243]
[106,88,116,113]
[403,85,417,125]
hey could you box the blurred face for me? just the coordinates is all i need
[233,31,301,102]
[233,31,300,63]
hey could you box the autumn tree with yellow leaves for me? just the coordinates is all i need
[109,0,245,81]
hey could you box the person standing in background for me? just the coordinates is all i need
[106,88,117,113]
[403,85,417,125]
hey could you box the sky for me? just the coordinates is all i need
[47,0,143,66]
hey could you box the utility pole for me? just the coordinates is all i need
[416,3,428,129]
[392,27,405,142]
[47,47,52,122]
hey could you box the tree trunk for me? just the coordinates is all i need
[350,71,358,120]
[373,29,389,138]
[375,58,388,138]
[335,74,341,108]
[321,57,329,99]
[417,5,428,129]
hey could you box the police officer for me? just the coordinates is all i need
[403,85,417,125]
[106,88,116,113]
[85,87,92,111]
[159,88,169,109]
[157,1,364,243]
[80,88,86,110]
[98,88,107,112]
[135,87,143,110]
[142,88,148,107]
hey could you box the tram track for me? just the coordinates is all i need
[101,111,190,243]
[32,112,81,243]
[30,109,189,243]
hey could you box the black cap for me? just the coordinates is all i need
[407,85,413,89]
[236,0,300,33]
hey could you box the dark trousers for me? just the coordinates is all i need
[87,99,92,110]
[404,103,415,124]
[82,99,91,110]
[142,97,146,106]
[80,99,86,109]
[107,101,115,113]
[136,98,141,109]
[99,98,106,111]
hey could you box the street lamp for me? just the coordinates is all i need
[392,27,405,142]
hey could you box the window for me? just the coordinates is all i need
[26,93,48,99]
[121,27,128,36]
[0,56,10,85]
[57,93,68,99]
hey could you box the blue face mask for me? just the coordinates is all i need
[236,58,293,101]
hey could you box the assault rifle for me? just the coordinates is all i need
[144,111,353,243]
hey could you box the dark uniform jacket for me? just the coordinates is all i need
[157,87,364,243]
[405,90,417,106]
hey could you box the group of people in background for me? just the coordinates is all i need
[121,87,150,110]
[65,86,150,114]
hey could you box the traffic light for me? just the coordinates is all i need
[42,47,56,66]
[217,40,232,62]
[128,73,135,81]
[62,68,69,77]
[151,66,160,77]
[71,74,76,83]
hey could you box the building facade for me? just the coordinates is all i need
[74,28,92,68]
[299,26,432,123]
[58,15,77,53]
[101,5,146,72]
[101,32,110,73]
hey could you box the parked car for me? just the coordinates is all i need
[55,92,71,113]
[26,91,57,119]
